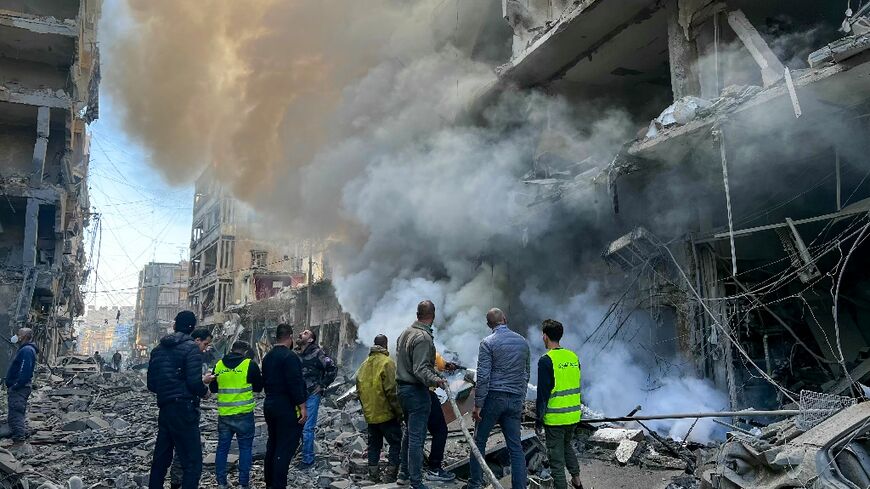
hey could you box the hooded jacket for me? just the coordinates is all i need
[355,346,402,424]
[208,351,264,394]
[298,342,337,395]
[5,342,38,389]
[147,331,208,407]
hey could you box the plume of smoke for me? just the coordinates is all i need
[106,0,732,441]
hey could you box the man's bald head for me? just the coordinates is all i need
[374,334,388,348]
[17,328,33,342]
[417,300,435,322]
[486,308,507,328]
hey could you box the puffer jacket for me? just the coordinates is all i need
[355,346,402,424]
[298,343,337,395]
[147,332,207,407]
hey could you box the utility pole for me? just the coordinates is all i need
[306,247,313,330]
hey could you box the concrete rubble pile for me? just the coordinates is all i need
[8,368,866,489]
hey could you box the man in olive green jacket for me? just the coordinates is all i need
[356,335,403,483]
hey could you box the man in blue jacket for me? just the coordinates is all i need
[466,308,530,489]
[147,311,213,489]
[5,328,37,443]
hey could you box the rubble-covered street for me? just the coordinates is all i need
[0,368,703,489]
[4,0,870,488]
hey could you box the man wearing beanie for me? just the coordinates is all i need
[147,311,213,489]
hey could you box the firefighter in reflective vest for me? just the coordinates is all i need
[209,341,263,489]
[536,319,585,489]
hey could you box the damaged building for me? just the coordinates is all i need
[0,0,101,368]
[483,0,870,418]
[187,171,357,362]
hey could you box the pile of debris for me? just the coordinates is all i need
[5,365,864,489]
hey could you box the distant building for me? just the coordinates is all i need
[134,261,189,348]
[187,172,326,328]
[76,305,134,355]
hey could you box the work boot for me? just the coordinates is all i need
[382,465,399,484]
[368,465,381,483]
[396,470,409,486]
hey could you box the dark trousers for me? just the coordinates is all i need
[149,401,203,489]
[545,424,580,489]
[398,384,431,489]
[426,391,448,470]
[367,418,402,467]
[7,386,31,441]
[264,401,302,489]
[468,392,527,489]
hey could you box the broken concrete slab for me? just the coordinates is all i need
[589,427,644,446]
[614,439,640,465]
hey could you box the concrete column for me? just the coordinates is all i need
[726,9,785,87]
[22,199,40,267]
[667,0,701,100]
[30,107,50,187]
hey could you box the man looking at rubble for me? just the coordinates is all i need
[262,323,308,489]
[356,334,403,483]
[5,327,36,443]
[112,351,122,371]
[466,308,530,489]
[147,311,213,489]
[210,340,263,489]
[396,300,447,489]
[296,328,337,469]
[536,319,584,489]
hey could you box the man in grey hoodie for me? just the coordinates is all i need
[395,300,446,489]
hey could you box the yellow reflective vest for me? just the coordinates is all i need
[543,348,582,426]
[215,358,256,416]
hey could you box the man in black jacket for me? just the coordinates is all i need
[262,324,308,489]
[147,311,212,489]
[296,329,337,469]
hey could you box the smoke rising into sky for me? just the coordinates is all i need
[106,0,727,439]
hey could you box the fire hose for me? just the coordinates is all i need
[443,383,505,489]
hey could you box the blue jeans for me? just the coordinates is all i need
[301,392,321,464]
[468,392,527,489]
[398,384,431,489]
[215,413,255,486]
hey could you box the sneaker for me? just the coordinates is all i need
[424,468,456,482]
[396,472,409,486]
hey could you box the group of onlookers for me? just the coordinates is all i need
[356,300,585,489]
[3,300,584,489]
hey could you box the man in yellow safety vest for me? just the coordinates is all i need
[209,340,263,489]
[535,319,584,489]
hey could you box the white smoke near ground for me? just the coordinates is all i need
[521,284,729,442]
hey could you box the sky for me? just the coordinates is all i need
[83,0,194,310]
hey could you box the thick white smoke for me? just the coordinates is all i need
[521,284,728,442]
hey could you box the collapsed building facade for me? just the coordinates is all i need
[0,0,101,369]
[483,0,870,412]
[187,171,357,362]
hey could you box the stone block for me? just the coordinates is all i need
[614,439,639,465]
[589,428,644,446]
